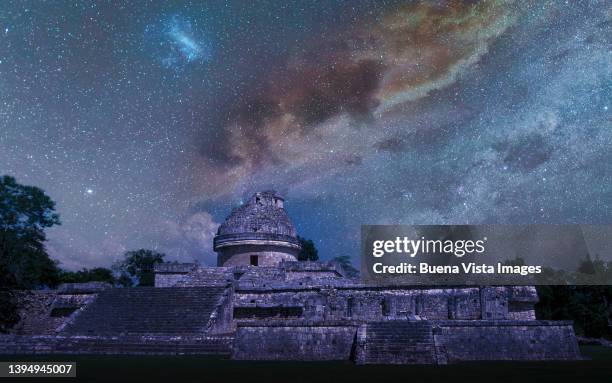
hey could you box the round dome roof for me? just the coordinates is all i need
[216,191,297,237]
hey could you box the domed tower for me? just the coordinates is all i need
[213,191,302,267]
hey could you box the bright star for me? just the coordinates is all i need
[86,189,93,195]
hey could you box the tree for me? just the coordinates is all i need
[535,257,612,340]
[536,285,612,340]
[297,236,319,261]
[0,290,19,333]
[115,272,133,288]
[114,249,165,287]
[332,255,359,278]
[0,176,61,289]
[59,267,115,285]
[0,175,61,331]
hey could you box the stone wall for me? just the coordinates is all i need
[173,267,234,287]
[165,264,537,322]
[2,320,581,363]
[154,263,197,288]
[232,321,357,361]
[507,286,538,320]
[11,291,64,335]
[11,286,103,335]
[207,286,235,334]
[0,334,233,355]
[233,287,485,322]
[285,271,340,280]
[217,244,298,267]
[231,319,581,363]
[433,320,581,363]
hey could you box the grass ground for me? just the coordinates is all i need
[2,346,611,383]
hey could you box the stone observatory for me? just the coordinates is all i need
[1,191,581,364]
[213,191,302,267]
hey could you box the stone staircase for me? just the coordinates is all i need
[0,334,233,355]
[62,287,227,336]
[359,321,436,364]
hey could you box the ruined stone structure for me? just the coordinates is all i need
[0,192,581,364]
[214,191,301,267]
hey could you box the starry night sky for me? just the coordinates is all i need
[1,1,610,270]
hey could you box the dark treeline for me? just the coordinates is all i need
[535,256,612,339]
[56,248,166,288]
[537,285,612,340]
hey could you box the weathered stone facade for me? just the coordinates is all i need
[213,191,301,267]
[154,263,198,288]
[1,192,581,364]
[9,282,110,336]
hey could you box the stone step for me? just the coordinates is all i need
[361,321,436,364]
[62,287,228,336]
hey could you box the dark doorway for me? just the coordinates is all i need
[250,255,258,266]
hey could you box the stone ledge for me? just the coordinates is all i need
[236,320,362,327]
[235,319,575,328]
[433,320,574,327]
[153,263,197,274]
[235,284,484,292]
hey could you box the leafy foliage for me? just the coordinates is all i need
[297,236,319,261]
[536,285,612,339]
[113,249,165,287]
[332,255,359,278]
[0,175,62,331]
[0,290,19,333]
[0,175,61,289]
[535,257,612,339]
[58,267,115,285]
[115,272,134,288]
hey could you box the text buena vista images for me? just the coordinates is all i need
[370,237,542,276]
